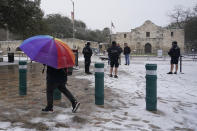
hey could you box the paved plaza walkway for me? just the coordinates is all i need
[0,55,196,131]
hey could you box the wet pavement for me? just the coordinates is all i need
[1,57,196,130]
[0,63,46,108]
[0,62,115,130]
[0,63,81,129]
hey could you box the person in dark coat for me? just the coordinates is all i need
[42,66,80,113]
[82,42,93,74]
[167,41,181,74]
[123,43,131,65]
[107,41,122,78]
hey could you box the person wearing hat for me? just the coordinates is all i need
[167,41,181,74]
[82,42,93,74]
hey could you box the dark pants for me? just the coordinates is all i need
[85,58,91,73]
[110,58,119,68]
[47,82,76,108]
[171,58,179,64]
[125,54,130,65]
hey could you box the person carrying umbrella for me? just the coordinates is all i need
[82,42,93,74]
[42,65,80,113]
[19,35,80,113]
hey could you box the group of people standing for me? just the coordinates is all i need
[82,41,131,78]
[81,40,181,77]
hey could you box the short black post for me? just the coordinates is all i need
[145,64,157,111]
[72,49,78,67]
[180,55,182,73]
[19,61,27,96]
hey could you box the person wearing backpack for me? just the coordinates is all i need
[167,41,181,74]
[82,42,93,74]
[107,41,122,78]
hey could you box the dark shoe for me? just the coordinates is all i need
[72,101,80,113]
[125,64,127,65]
[174,72,177,74]
[42,106,53,113]
[114,75,118,78]
[167,72,173,74]
[109,74,113,77]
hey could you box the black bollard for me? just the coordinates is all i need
[19,61,27,96]
[145,64,157,111]
[180,55,183,73]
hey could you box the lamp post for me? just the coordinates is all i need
[70,0,75,39]
[4,23,9,41]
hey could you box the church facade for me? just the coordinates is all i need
[111,20,184,54]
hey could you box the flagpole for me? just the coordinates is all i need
[71,0,75,39]
[110,22,112,44]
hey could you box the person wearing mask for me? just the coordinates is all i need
[167,41,181,74]
[82,42,93,74]
[107,41,122,78]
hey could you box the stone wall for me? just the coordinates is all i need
[61,38,99,53]
[0,41,22,54]
[112,20,185,54]
[0,38,99,55]
[163,29,184,53]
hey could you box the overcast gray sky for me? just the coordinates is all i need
[40,0,196,32]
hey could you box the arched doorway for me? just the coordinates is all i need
[16,47,21,51]
[145,43,152,54]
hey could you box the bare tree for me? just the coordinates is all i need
[193,4,197,16]
[168,6,185,28]
[168,5,193,28]
[168,4,197,52]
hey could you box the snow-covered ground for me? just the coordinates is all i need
[0,55,197,131]
[77,55,197,130]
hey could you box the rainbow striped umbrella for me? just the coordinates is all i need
[20,35,75,69]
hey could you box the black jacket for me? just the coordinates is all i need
[124,46,131,55]
[107,45,122,60]
[46,66,67,83]
[168,45,180,59]
[82,45,92,59]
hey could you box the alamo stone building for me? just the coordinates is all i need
[112,20,184,54]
